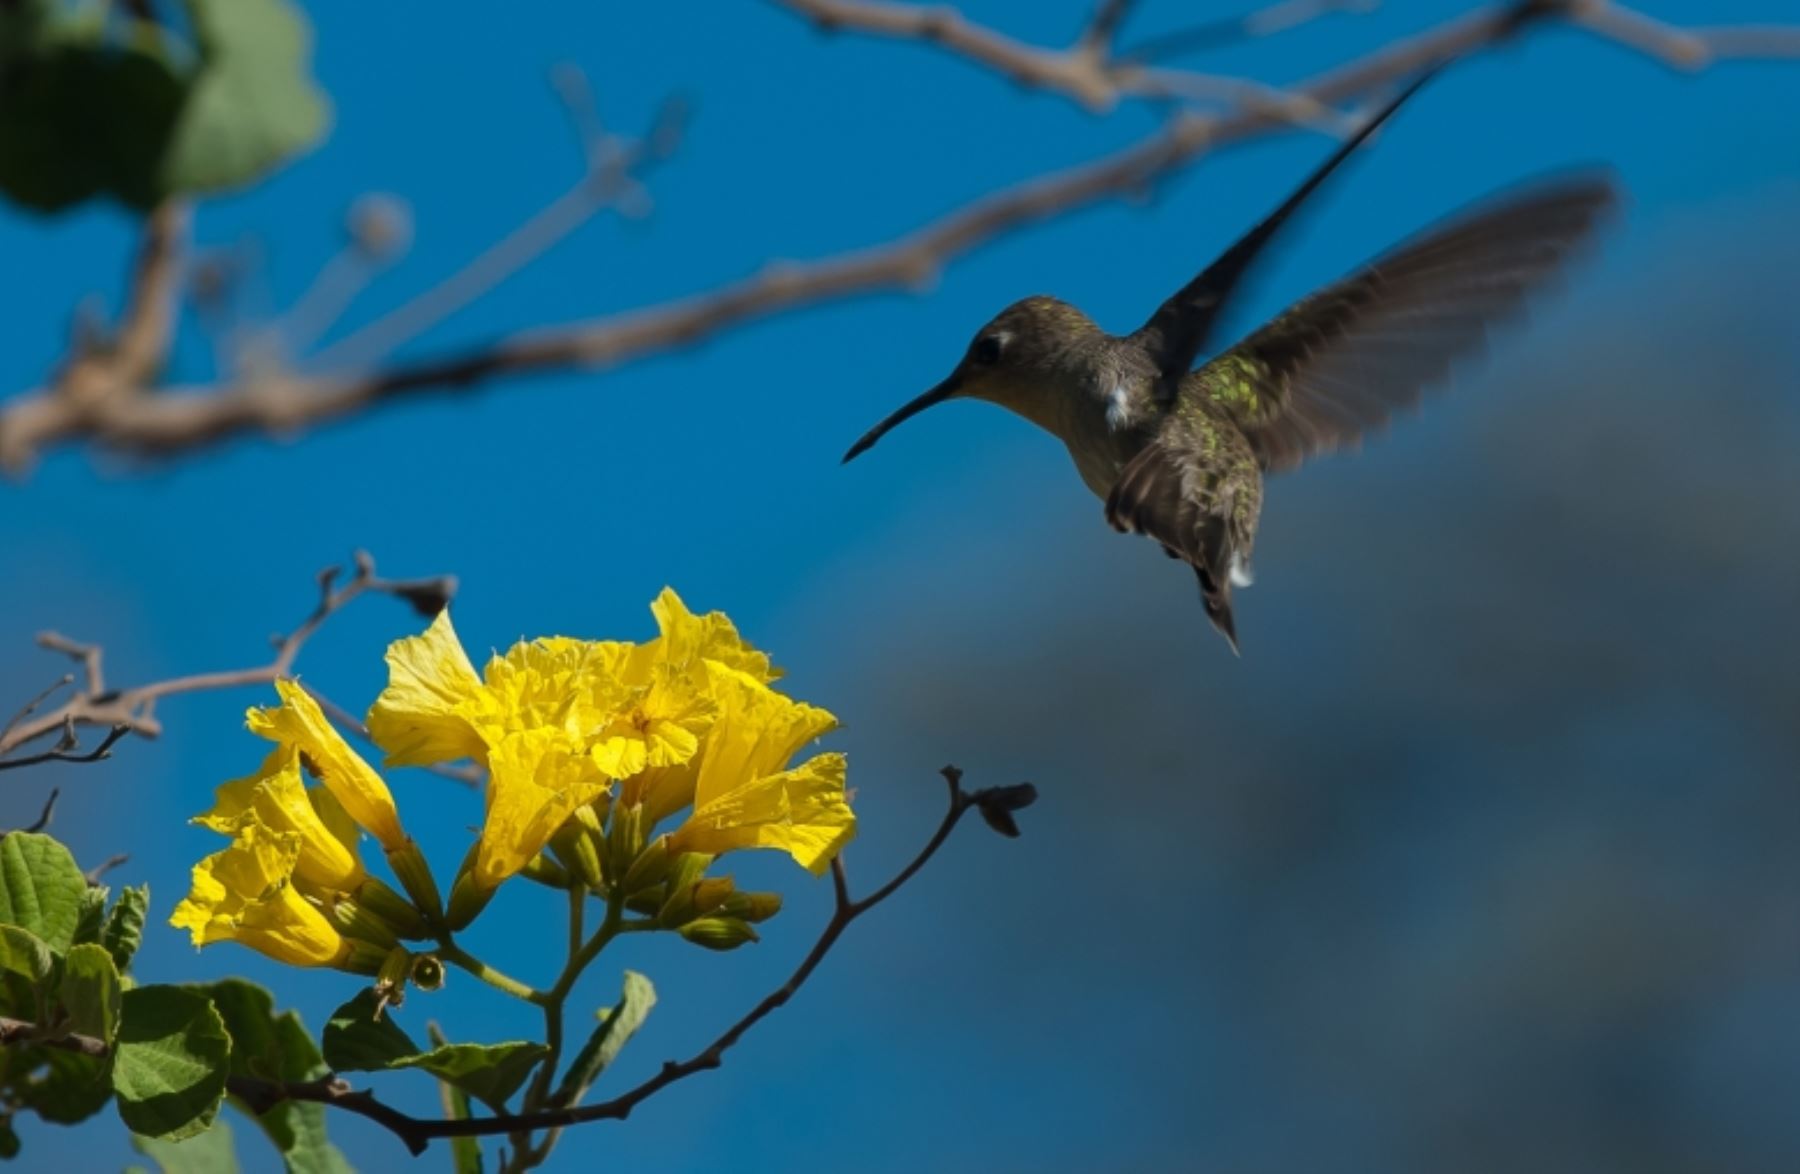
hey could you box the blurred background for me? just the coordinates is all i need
[3,1,1798,1170]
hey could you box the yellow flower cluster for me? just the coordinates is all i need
[172,590,855,966]
[171,685,418,973]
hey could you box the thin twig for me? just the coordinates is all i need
[1122,0,1377,63]
[0,553,455,768]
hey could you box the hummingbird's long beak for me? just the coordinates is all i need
[842,374,961,464]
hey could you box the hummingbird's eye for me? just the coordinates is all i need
[972,335,1004,365]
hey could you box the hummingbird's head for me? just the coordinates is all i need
[843,296,1102,463]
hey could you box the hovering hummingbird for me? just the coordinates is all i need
[842,75,1617,654]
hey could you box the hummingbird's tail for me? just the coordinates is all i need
[1196,568,1241,658]
[1107,436,1250,657]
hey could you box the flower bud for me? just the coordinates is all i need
[621,834,672,895]
[718,890,783,924]
[549,812,604,891]
[678,917,759,951]
[385,840,444,924]
[343,939,392,976]
[605,803,646,883]
[354,876,428,939]
[328,894,401,951]
[445,868,497,931]
[520,853,573,889]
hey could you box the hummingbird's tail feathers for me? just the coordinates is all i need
[1198,569,1242,657]
[1208,173,1621,475]
[1106,437,1254,656]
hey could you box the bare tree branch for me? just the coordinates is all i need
[0,3,1795,473]
[0,552,457,771]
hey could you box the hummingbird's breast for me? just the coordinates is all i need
[1059,349,1163,498]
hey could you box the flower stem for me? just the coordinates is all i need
[434,939,543,1005]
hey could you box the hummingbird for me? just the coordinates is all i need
[842,75,1617,654]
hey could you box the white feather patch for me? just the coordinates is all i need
[1105,385,1133,431]
[1229,554,1254,589]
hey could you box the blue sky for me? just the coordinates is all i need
[3,2,1799,1170]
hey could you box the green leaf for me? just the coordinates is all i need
[193,980,351,1174]
[73,882,109,946]
[18,1046,113,1124]
[131,1117,241,1174]
[0,831,90,951]
[60,943,122,1045]
[103,885,151,974]
[0,924,56,988]
[162,0,330,195]
[0,36,187,212]
[114,985,231,1141]
[324,991,546,1108]
[321,990,418,1071]
[428,1023,483,1174]
[553,971,656,1108]
[401,1041,546,1110]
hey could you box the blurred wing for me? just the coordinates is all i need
[1131,70,1439,405]
[1212,175,1619,473]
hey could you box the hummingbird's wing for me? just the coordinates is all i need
[1130,69,1438,406]
[1206,175,1619,474]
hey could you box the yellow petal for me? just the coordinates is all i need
[472,727,612,892]
[367,609,488,767]
[476,637,614,746]
[194,746,366,894]
[673,752,854,874]
[169,824,350,968]
[249,679,406,850]
[692,663,836,809]
[650,588,780,683]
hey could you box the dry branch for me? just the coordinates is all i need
[0,2,1796,473]
[0,551,476,784]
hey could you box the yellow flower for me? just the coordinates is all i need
[365,609,488,767]
[647,588,780,685]
[469,726,612,894]
[666,663,855,874]
[194,745,365,895]
[170,823,356,969]
[249,679,406,851]
[587,645,716,782]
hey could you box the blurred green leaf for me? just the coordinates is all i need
[0,34,187,211]
[0,0,330,212]
[194,979,351,1174]
[552,971,655,1108]
[131,1117,241,1174]
[73,882,109,947]
[163,0,330,194]
[0,924,55,988]
[102,885,150,974]
[114,985,231,1141]
[0,831,90,951]
[60,942,122,1045]
[17,1047,112,1125]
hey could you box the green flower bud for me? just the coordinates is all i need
[621,834,673,895]
[355,876,428,939]
[328,894,401,951]
[385,839,444,924]
[679,917,760,951]
[718,891,783,924]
